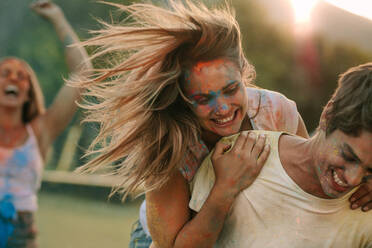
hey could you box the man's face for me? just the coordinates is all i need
[315,129,372,198]
[182,58,248,137]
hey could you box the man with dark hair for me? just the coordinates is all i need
[323,63,372,136]
[190,63,372,247]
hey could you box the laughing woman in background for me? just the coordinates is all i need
[0,1,91,247]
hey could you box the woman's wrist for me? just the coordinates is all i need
[212,182,239,209]
[50,14,67,28]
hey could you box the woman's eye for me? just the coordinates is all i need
[0,69,10,78]
[224,85,238,95]
[197,98,210,105]
[192,95,210,106]
[17,72,26,81]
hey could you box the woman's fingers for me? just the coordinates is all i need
[256,144,270,167]
[242,132,256,153]
[30,0,50,9]
[213,140,231,157]
[251,134,266,161]
[212,132,271,194]
[230,131,248,153]
[350,183,372,211]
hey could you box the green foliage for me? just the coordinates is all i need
[233,0,372,132]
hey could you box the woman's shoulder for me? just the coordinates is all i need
[179,139,209,182]
[246,87,295,107]
[246,87,299,133]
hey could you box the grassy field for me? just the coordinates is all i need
[36,190,142,248]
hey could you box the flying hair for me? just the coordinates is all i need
[72,0,255,199]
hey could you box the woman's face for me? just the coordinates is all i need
[0,59,31,108]
[183,58,248,137]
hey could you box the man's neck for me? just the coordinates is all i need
[279,134,330,199]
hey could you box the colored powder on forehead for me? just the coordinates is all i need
[192,59,225,74]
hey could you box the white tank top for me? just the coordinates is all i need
[0,125,44,212]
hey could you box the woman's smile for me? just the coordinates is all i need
[183,58,248,137]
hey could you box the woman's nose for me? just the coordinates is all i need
[9,71,18,81]
[215,100,230,115]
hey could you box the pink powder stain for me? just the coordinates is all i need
[275,110,282,126]
[296,216,301,225]
[0,149,13,164]
[192,59,225,74]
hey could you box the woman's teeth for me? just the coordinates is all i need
[5,85,19,96]
[214,113,234,125]
[332,170,348,187]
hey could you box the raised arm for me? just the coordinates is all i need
[148,133,270,248]
[30,0,92,157]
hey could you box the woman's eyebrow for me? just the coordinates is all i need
[190,81,238,98]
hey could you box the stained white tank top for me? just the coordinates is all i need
[0,125,43,212]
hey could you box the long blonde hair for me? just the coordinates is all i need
[75,0,255,198]
[0,57,45,123]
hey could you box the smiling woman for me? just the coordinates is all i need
[0,1,91,247]
[0,58,44,124]
[68,1,372,247]
[69,1,314,247]
[183,59,248,138]
[0,60,30,103]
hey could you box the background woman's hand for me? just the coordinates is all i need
[211,132,270,197]
[30,0,63,21]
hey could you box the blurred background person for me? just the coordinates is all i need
[0,0,91,247]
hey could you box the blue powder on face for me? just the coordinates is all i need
[207,90,221,110]
[184,70,191,85]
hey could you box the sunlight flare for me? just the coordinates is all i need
[290,0,319,24]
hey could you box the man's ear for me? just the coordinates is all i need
[319,100,334,131]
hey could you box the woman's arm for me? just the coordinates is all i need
[30,1,92,157]
[148,132,270,248]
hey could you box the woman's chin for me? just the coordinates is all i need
[212,125,241,137]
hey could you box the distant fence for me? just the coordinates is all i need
[42,125,122,188]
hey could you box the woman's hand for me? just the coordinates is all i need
[30,0,63,21]
[212,131,270,197]
[350,179,372,211]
